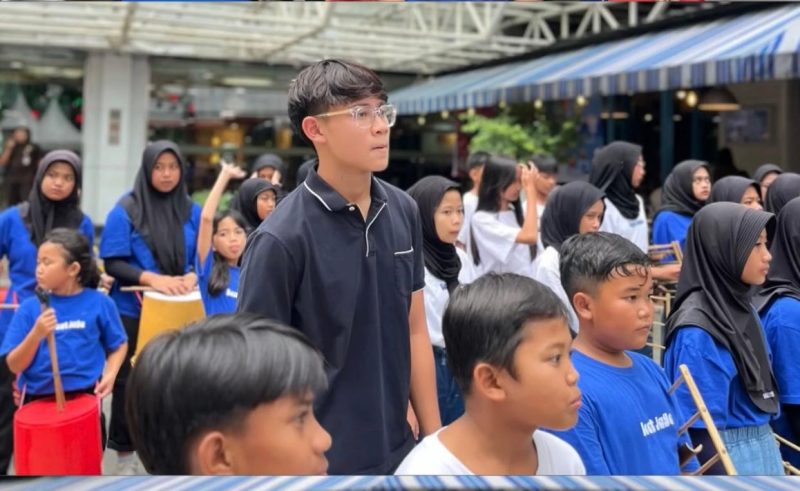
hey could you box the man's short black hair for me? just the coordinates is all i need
[443,273,568,395]
[288,59,387,146]
[530,154,558,175]
[559,232,651,303]
[126,313,328,475]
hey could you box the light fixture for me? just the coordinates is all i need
[686,91,698,108]
[467,107,476,116]
[9,61,23,70]
[698,87,740,112]
[676,90,687,100]
[534,99,543,110]
[673,114,683,122]
[600,111,629,120]
[576,95,587,107]
[644,113,653,122]
[417,115,426,126]
[498,101,507,109]
[440,110,450,119]
[220,76,272,88]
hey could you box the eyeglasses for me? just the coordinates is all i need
[314,104,396,129]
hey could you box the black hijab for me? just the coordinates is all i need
[753,163,782,184]
[20,150,84,247]
[120,141,193,276]
[589,141,641,219]
[665,202,778,414]
[251,153,287,177]
[231,178,278,232]
[657,160,709,217]
[540,181,605,250]
[708,176,759,205]
[754,197,800,312]
[407,176,462,293]
[764,172,800,215]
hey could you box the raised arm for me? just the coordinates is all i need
[197,162,247,265]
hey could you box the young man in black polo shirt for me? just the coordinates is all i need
[238,59,441,474]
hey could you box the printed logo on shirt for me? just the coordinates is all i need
[640,411,675,437]
[55,320,86,331]
[225,288,238,299]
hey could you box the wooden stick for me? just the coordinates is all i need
[645,342,665,350]
[46,333,66,412]
[0,304,19,310]
[120,286,155,292]
[775,433,800,453]
[679,364,737,475]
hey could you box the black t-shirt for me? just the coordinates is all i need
[238,167,424,475]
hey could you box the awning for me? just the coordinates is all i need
[391,5,800,115]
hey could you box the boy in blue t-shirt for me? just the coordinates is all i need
[548,232,697,475]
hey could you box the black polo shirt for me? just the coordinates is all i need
[238,167,424,475]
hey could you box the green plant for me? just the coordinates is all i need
[460,109,581,163]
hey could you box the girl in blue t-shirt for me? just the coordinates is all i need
[1,228,127,400]
[652,160,710,252]
[99,140,200,472]
[755,196,800,468]
[664,202,782,475]
[196,162,248,315]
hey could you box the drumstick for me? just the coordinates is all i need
[0,304,19,310]
[36,288,66,412]
[121,286,200,293]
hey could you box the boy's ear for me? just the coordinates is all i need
[193,431,235,476]
[472,362,507,403]
[572,292,594,322]
[301,116,327,146]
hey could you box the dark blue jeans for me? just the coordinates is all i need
[433,347,464,426]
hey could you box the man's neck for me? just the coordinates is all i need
[317,159,372,203]
[536,190,549,206]
[572,332,631,368]
[439,410,538,475]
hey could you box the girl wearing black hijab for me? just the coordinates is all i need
[99,140,201,472]
[755,197,800,468]
[763,172,800,215]
[753,163,782,202]
[592,141,647,251]
[708,175,762,210]
[534,181,605,333]
[663,202,783,475]
[0,149,92,474]
[652,160,711,250]
[407,176,472,425]
[230,178,279,233]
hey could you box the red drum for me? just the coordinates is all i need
[14,393,102,475]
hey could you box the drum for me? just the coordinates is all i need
[14,393,102,475]
[136,290,205,359]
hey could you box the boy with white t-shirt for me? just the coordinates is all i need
[396,273,585,476]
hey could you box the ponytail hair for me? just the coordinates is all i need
[42,228,101,288]
[207,210,248,297]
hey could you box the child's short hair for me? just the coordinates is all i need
[530,154,558,175]
[559,232,651,302]
[43,228,100,288]
[443,273,568,395]
[288,59,387,145]
[126,313,328,475]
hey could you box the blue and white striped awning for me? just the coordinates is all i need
[391,5,800,115]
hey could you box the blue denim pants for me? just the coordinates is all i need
[719,423,784,475]
[433,347,464,426]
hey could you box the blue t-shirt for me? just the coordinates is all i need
[0,289,127,396]
[100,200,201,318]
[663,326,773,430]
[760,296,800,404]
[652,211,691,262]
[548,350,697,475]
[196,249,239,315]
[0,206,94,339]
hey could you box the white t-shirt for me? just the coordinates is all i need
[533,246,579,333]
[458,191,479,252]
[599,196,648,253]
[395,428,586,475]
[424,248,473,349]
[471,210,535,279]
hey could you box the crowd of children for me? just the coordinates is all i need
[0,57,797,478]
